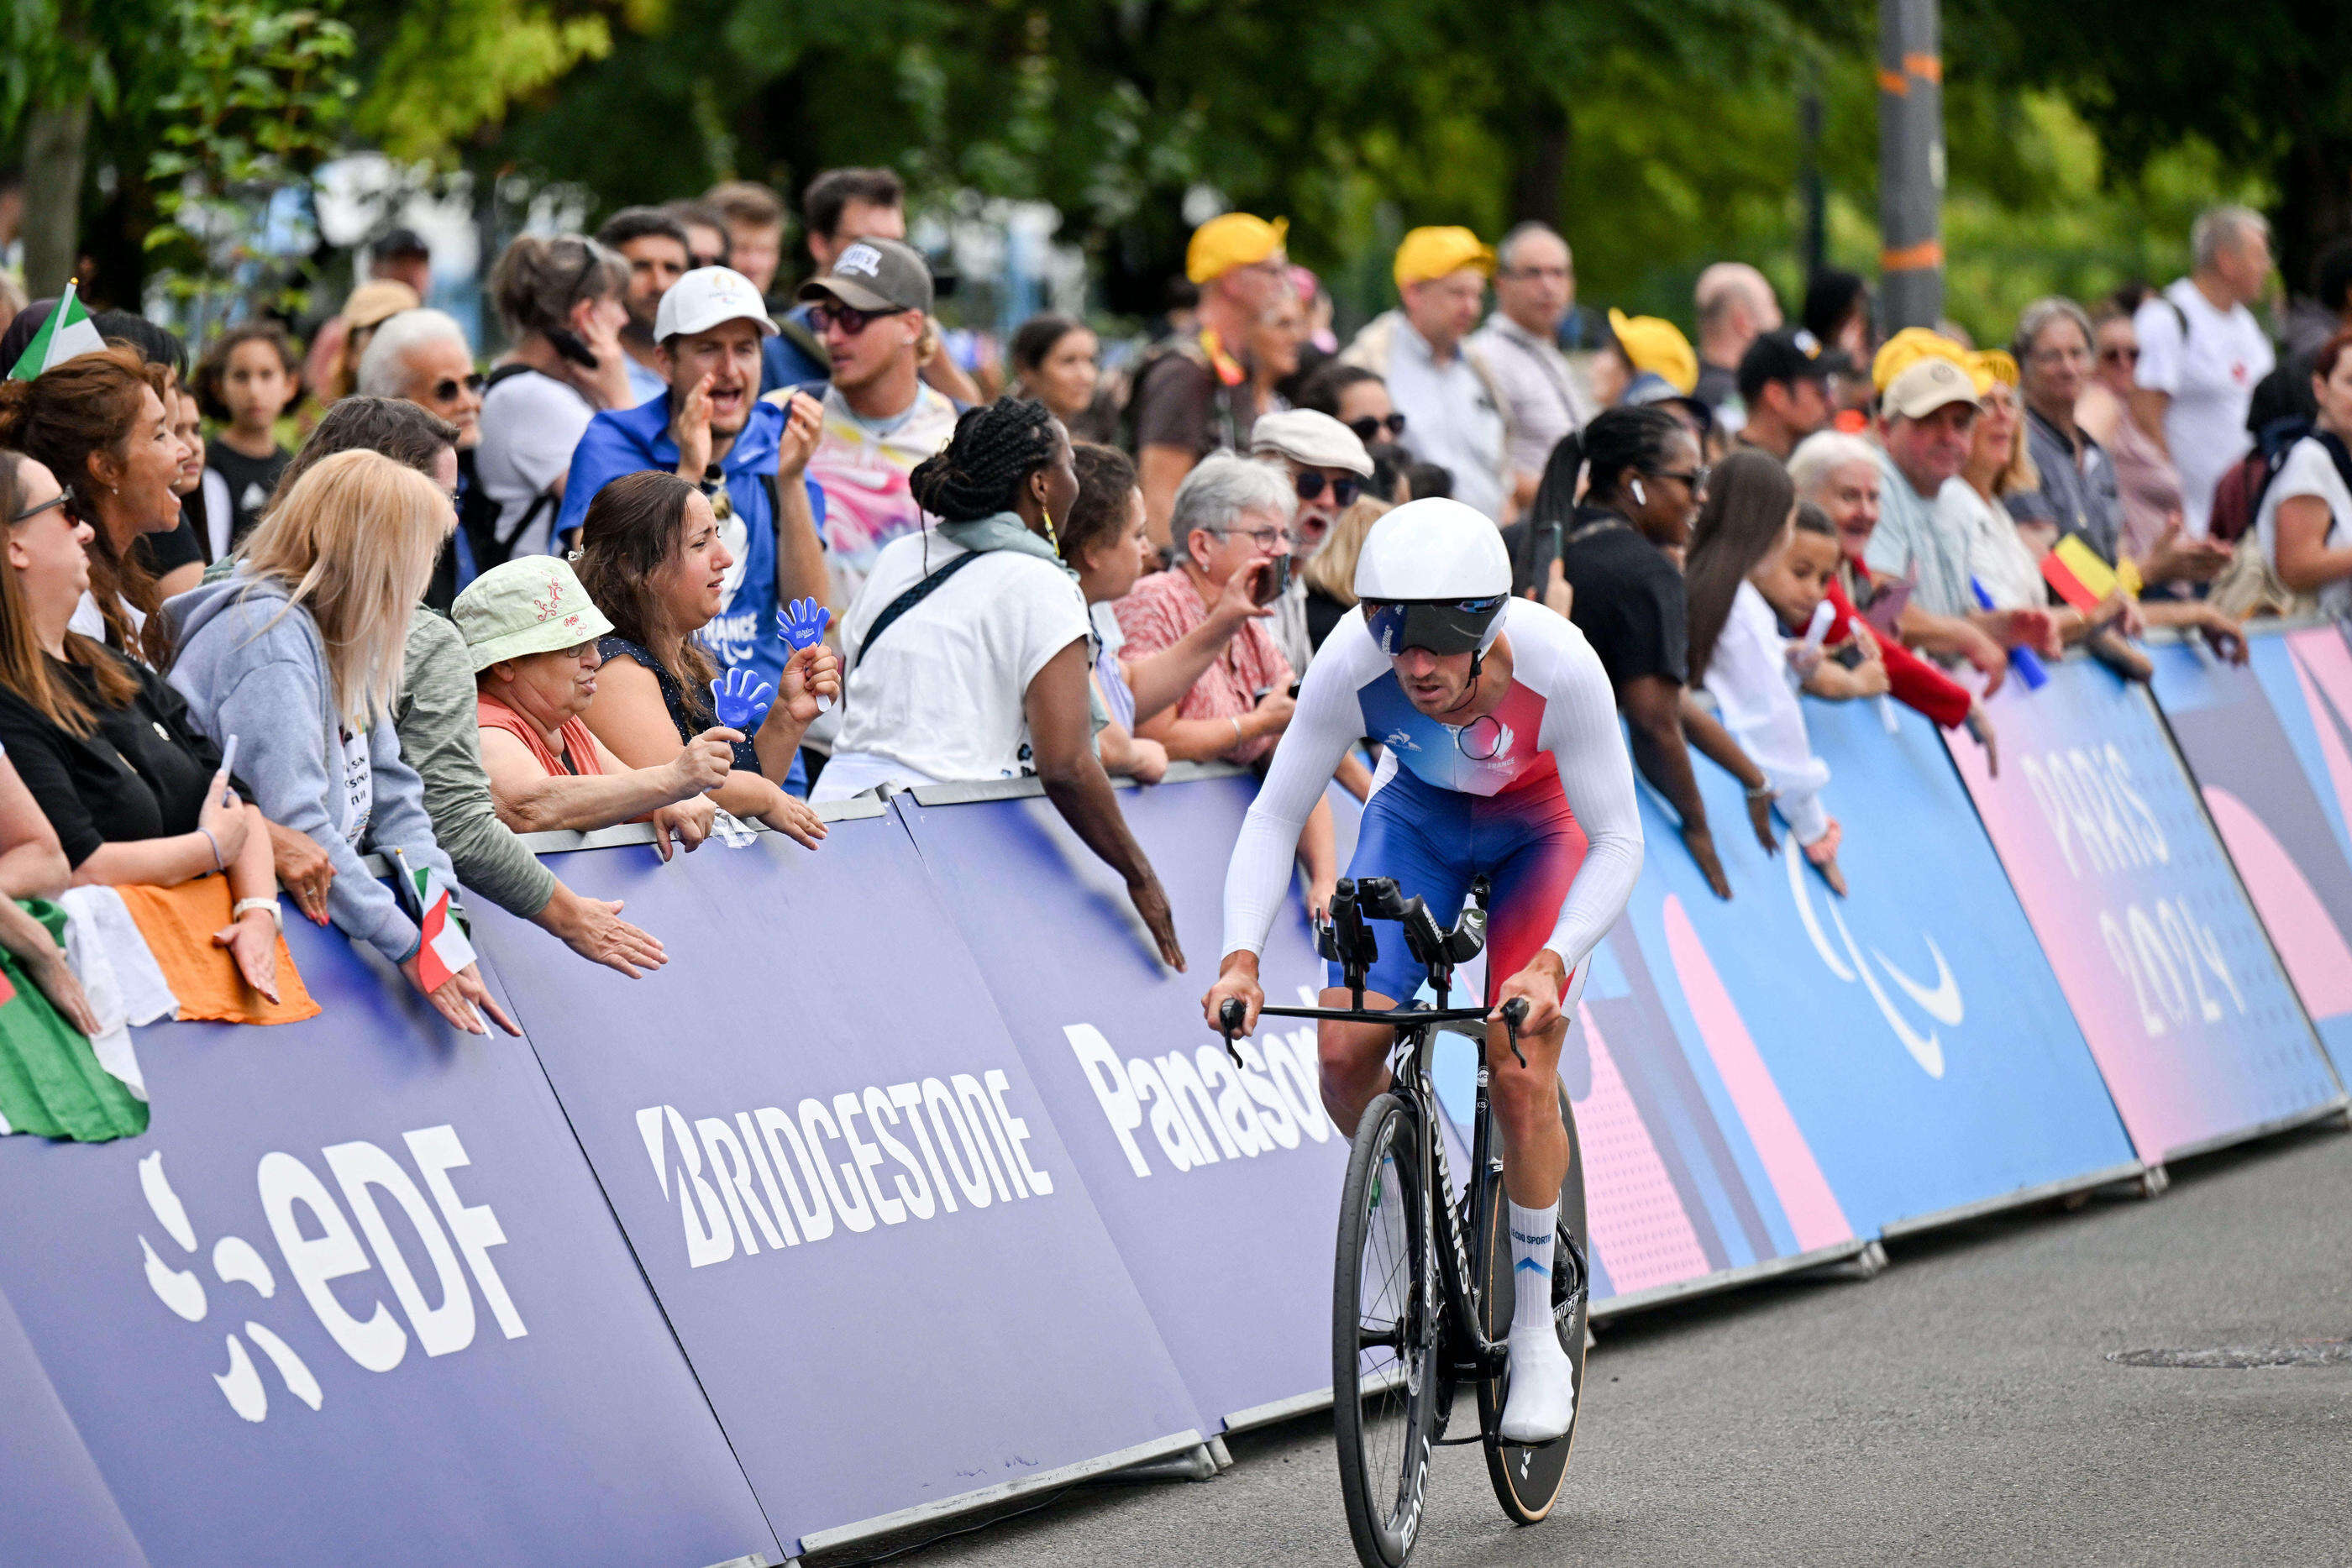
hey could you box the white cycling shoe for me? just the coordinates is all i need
[1499,1321,1575,1445]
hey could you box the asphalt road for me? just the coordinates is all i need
[872,1122,2352,1568]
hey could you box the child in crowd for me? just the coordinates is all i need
[1751,505,1893,702]
[194,323,301,558]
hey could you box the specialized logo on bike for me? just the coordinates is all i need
[636,1070,1056,1268]
[135,1128,528,1423]
[1065,1003,1334,1177]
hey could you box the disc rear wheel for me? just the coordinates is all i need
[1333,1093,1439,1567]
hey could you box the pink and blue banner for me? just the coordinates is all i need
[2150,625,2352,1072]
[1947,656,2343,1161]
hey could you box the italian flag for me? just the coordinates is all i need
[0,899,145,1142]
[410,865,475,992]
[5,281,106,381]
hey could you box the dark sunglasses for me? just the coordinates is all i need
[2097,346,2139,365]
[689,252,724,270]
[810,301,908,337]
[1295,471,1361,507]
[1656,465,1710,492]
[1347,413,1408,443]
[432,372,487,402]
[8,494,65,525]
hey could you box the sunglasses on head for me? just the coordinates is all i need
[1347,412,1408,443]
[432,372,487,402]
[811,301,908,337]
[1294,471,1360,507]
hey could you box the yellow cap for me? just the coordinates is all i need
[1966,349,2019,395]
[1870,326,1971,393]
[1394,227,1496,290]
[1607,308,1700,396]
[1186,213,1289,285]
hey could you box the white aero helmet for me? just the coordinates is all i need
[1353,497,1514,657]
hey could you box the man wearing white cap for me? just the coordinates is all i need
[556,265,829,789]
[1250,407,1373,675]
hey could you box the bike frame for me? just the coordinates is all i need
[1260,976,1513,1379]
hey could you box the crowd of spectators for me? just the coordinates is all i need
[0,180,2345,1041]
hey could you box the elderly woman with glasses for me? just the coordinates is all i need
[454,557,727,853]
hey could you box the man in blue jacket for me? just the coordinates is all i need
[557,266,828,789]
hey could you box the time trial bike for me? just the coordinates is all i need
[1220,874,1590,1567]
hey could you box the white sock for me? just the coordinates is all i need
[1509,1201,1557,1332]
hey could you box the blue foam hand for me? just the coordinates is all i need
[710,669,774,732]
[779,597,831,650]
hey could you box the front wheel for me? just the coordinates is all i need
[1334,1093,1439,1567]
[1475,1083,1590,1523]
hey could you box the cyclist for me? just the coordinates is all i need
[1203,496,1643,1444]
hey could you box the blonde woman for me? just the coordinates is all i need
[166,449,517,1036]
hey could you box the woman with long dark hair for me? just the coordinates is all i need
[575,469,831,847]
[1546,406,1777,899]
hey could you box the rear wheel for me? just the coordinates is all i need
[1333,1093,1439,1567]
[1475,1083,1590,1524]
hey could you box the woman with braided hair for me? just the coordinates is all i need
[816,397,1185,968]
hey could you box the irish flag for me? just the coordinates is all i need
[5,281,106,381]
[407,863,475,991]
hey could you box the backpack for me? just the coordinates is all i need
[457,364,564,571]
[2208,415,2313,544]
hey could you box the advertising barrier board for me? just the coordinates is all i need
[0,913,776,1568]
[1946,657,2343,1161]
[2150,628,2352,1072]
[469,809,1204,1554]
[893,777,1352,1429]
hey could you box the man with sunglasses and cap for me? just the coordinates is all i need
[1249,407,1373,674]
[556,265,828,789]
[795,235,962,614]
[1204,496,1643,1447]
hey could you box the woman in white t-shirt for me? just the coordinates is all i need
[2260,329,2352,619]
[819,399,1184,967]
[474,235,638,562]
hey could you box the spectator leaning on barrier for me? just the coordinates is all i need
[799,237,961,611]
[1693,261,1783,417]
[1683,449,1847,894]
[1130,212,1291,545]
[1061,443,1167,784]
[474,235,634,564]
[596,207,695,408]
[1010,314,1116,445]
[2132,207,2277,537]
[557,264,829,790]
[255,396,665,977]
[2256,328,2352,618]
[0,445,283,999]
[1734,329,1833,462]
[1471,222,1591,511]
[814,400,1185,965]
[2080,297,2189,567]
[166,450,518,1036]
[1552,405,1772,899]
[0,346,188,669]
[1116,453,1301,767]
[81,312,206,603]
[575,470,832,846]
[455,557,723,849]
[1341,226,1510,521]
[1752,503,1893,705]
[1788,428,1994,749]
[1249,407,1373,676]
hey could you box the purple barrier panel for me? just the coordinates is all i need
[1945,657,2343,1162]
[0,911,775,1568]
[0,1283,148,1565]
[892,776,1352,1429]
[467,808,1204,1555]
[2150,630,2352,1072]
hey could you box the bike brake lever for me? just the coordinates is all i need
[1217,997,1248,1067]
[1499,997,1529,1068]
